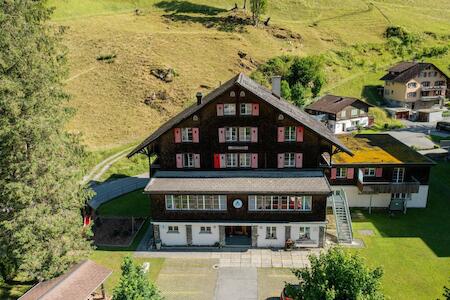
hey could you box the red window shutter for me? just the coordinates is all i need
[252,103,259,116]
[375,167,383,177]
[295,153,303,168]
[347,168,354,179]
[216,104,224,116]
[277,153,285,168]
[296,126,304,142]
[176,154,183,168]
[174,128,181,143]
[214,154,220,169]
[251,153,258,168]
[277,127,285,142]
[331,168,337,179]
[218,128,225,143]
[251,127,258,143]
[194,154,200,168]
[192,128,199,143]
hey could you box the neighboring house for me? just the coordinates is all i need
[380,61,449,121]
[328,134,434,210]
[129,73,433,248]
[129,73,353,248]
[305,95,373,134]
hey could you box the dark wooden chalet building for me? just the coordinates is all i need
[129,73,434,247]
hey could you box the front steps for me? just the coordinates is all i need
[331,189,353,244]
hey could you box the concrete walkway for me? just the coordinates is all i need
[214,267,257,300]
[135,248,322,268]
[88,173,149,209]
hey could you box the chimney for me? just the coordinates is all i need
[271,76,281,97]
[196,92,203,105]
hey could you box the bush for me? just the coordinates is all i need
[417,45,449,58]
[286,247,384,300]
[96,53,116,63]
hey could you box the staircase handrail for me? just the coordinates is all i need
[340,188,353,242]
[331,193,342,242]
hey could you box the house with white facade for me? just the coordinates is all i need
[305,95,373,134]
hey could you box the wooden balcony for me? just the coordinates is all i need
[357,177,420,194]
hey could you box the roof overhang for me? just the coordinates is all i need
[144,170,332,195]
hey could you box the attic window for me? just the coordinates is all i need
[240,91,246,97]
[230,91,236,97]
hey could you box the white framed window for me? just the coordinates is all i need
[226,153,238,168]
[266,226,277,239]
[407,82,417,88]
[407,92,416,98]
[336,168,347,178]
[183,153,194,168]
[239,153,251,167]
[298,226,311,240]
[240,103,252,115]
[168,226,179,233]
[165,195,227,211]
[284,126,296,141]
[422,81,430,87]
[351,108,358,116]
[392,168,405,183]
[248,195,311,211]
[284,152,295,167]
[223,103,236,115]
[364,168,376,177]
[239,127,251,142]
[200,226,212,234]
[225,127,238,142]
[341,110,347,118]
[181,128,193,142]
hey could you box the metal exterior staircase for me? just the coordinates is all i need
[331,189,353,244]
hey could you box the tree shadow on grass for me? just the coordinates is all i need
[154,0,251,32]
[154,0,227,15]
[362,84,384,105]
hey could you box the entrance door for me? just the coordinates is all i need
[225,226,252,246]
[341,123,346,132]
[392,168,405,183]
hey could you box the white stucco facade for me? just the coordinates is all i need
[154,222,324,248]
[331,185,429,208]
[328,116,369,134]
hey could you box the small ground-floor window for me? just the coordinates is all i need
[265,226,277,239]
[200,226,212,234]
[167,225,179,233]
[298,226,311,240]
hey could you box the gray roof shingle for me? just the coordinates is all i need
[306,94,372,115]
[144,170,332,194]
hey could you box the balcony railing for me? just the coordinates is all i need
[421,85,446,91]
[420,95,444,101]
[357,170,420,194]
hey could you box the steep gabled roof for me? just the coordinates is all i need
[305,94,373,115]
[128,73,352,157]
[380,61,449,83]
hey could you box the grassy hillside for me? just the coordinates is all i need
[49,0,450,149]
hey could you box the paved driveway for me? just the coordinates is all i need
[215,267,257,300]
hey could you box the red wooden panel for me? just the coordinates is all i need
[174,128,181,143]
[277,127,285,142]
[192,127,199,143]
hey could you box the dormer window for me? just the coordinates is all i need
[181,128,193,142]
[223,103,236,115]
[240,103,252,115]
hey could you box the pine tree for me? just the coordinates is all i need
[113,256,164,300]
[0,1,92,281]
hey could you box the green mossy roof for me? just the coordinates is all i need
[333,134,432,165]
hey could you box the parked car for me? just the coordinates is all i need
[436,121,450,132]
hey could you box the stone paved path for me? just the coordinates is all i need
[135,248,322,268]
[214,267,257,300]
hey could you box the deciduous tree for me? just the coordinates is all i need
[0,0,92,281]
[285,247,384,300]
[113,256,163,300]
[250,0,267,26]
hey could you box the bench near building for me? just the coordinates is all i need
[129,73,434,248]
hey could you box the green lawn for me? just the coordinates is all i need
[97,189,149,217]
[351,162,450,300]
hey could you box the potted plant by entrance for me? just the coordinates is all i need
[285,239,294,251]
[155,239,162,250]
